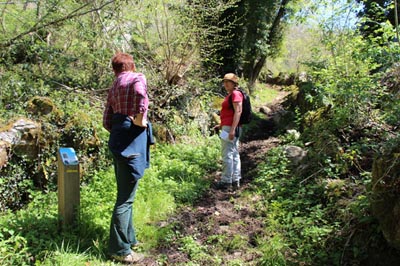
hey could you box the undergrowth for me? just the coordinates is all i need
[0,136,220,266]
[252,143,399,266]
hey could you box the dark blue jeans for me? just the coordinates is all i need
[107,114,149,256]
[108,154,140,256]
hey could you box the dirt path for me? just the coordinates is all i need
[142,88,288,265]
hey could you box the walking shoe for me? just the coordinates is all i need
[214,181,232,190]
[111,250,144,264]
[232,180,240,190]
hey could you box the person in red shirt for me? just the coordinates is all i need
[214,73,243,190]
[103,52,149,264]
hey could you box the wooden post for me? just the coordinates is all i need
[57,147,80,228]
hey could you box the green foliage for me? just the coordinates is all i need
[0,66,52,120]
[39,242,91,266]
[254,147,290,190]
[150,138,220,204]
[179,236,208,261]
[125,0,232,85]
[0,88,109,211]
[0,0,235,116]
[0,1,115,92]
[258,235,288,266]
[0,161,35,212]
[266,25,316,75]
[296,25,400,181]
[252,146,371,265]
[207,0,301,86]
[261,4,400,264]
[252,83,280,105]
[2,1,400,265]
[356,0,397,40]
[0,134,220,265]
[175,233,249,265]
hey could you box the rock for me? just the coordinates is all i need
[0,118,41,161]
[152,123,175,143]
[0,128,20,144]
[272,109,288,125]
[297,72,308,83]
[272,110,296,130]
[0,141,10,169]
[259,106,273,115]
[26,96,57,115]
[304,105,332,126]
[284,145,307,165]
[371,153,400,249]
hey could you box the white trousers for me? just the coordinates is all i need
[221,126,242,183]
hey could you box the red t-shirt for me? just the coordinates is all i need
[220,90,243,126]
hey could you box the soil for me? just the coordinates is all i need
[140,88,289,266]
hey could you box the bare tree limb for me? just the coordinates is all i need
[0,0,115,48]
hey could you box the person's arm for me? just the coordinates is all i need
[229,101,242,140]
[130,74,149,128]
[103,91,113,132]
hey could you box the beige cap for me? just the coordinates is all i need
[223,73,239,84]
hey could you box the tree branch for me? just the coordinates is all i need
[1,0,115,48]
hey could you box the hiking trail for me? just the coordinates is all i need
[141,87,289,265]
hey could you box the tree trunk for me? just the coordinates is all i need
[248,56,266,92]
[246,0,289,89]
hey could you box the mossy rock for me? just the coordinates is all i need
[26,96,59,116]
[0,118,41,160]
[371,152,400,249]
[63,111,100,150]
[323,178,349,200]
[304,105,332,127]
[304,129,341,159]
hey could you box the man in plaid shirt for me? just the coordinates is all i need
[103,52,149,264]
[102,69,148,131]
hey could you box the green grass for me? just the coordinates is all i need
[1,80,386,266]
[252,83,280,107]
[0,136,220,266]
